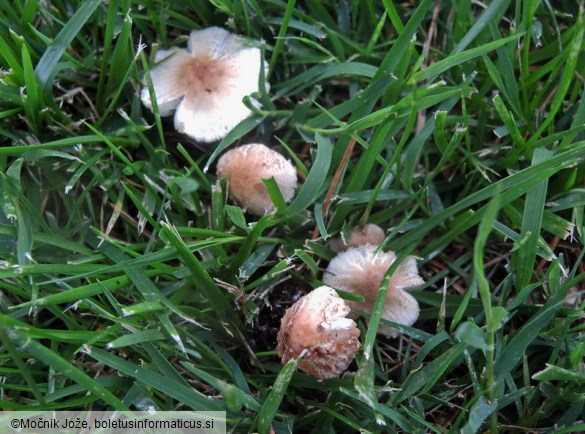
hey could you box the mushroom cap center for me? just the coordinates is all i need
[181,55,229,96]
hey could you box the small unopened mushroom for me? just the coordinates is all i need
[141,27,267,142]
[323,245,424,337]
[276,286,361,380]
[329,223,386,252]
[216,144,297,215]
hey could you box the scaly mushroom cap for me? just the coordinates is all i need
[141,27,267,142]
[216,144,297,215]
[329,223,386,252]
[322,245,424,337]
[276,286,361,380]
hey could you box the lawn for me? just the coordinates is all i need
[1,0,584,432]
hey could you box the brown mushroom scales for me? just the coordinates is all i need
[276,286,361,380]
[216,144,297,215]
[323,245,424,337]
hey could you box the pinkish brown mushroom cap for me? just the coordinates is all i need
[276,286,361,380]
[216,144,297,215]
[329,223,386,252]
[141,27,267,142]
[323,245,424,337]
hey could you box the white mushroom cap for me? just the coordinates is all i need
[322,245,424,337]
[141,27,267,142]
[276,286,361,380]
[329,223,386,252]
[216,144,297,215]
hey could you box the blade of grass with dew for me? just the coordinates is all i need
[462,397,499,434]
[0,37,24,80]
[0,324,46,405]
[182,363,262,412]
[305,0,432,193]
[107,330,166,349]
[560,87,585,150]
[390,142,585,252]
[354,266,395,425]
[532,364,585,383]
[339,387,414,431]
[492,94,526,150]
[140,50,167,149]
[0,316,128,410]
[8,192,32,268]
[281,133,332,218]
[0,135,114,156]
[21,44,41,135]
[512,148,553,292]
[489,22,522,116]
[226,214,273,276]
[411,331,451,369]
[106,10,134,100]
[264,177,288,213]
[93,236,190,351]
[377,0,431,79]
[34,0,102,96]
[494,272,582,380]
[274,62,377,96]
[336,116,396,202]
[256,356,303,434]
[411,33,523,83]
[95,0,118,111]
[309,401,365,432]
[522,10,584,154]
[347,85,471,132]
[391,341,466,404]
[402,90,463,189]
[267,0,295,79]
[473,190,505,431]
[141,343,192,388]
[86,346,225,411]
[159,221,242,328]
[451,0,513,54]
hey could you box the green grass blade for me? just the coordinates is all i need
[494,274,582,379]
[268,0,296,79]
[512,148,553,291]
[34,0,102,92]
[256,356,302,434]
[159,222,241,328]
[282,133,332,218]
[452,0,513,53]
[0,316,127,410]
[86,346,225,411]
[411,33,523,83]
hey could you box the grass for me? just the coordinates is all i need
[1,0,585,432]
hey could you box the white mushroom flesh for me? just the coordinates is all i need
[141,27,268,142]
[323,245,424,337]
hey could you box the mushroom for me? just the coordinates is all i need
[322,244,424,337]
[216,144,297,215]
[276,286,361,380]
[140,27,267,142]
[329,223,386,252]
